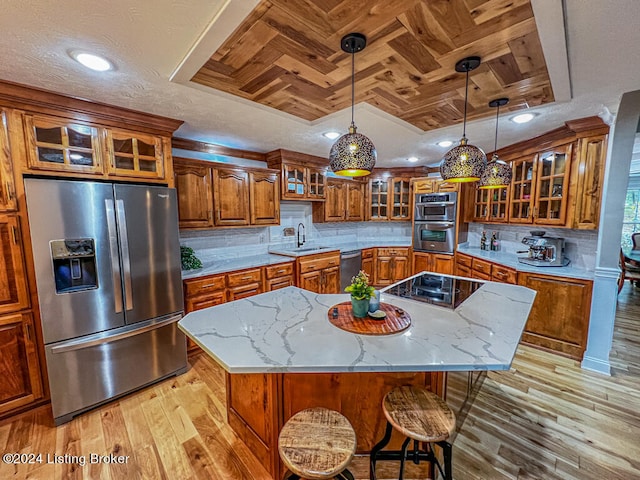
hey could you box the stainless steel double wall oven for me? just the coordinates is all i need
[413,192,458,254]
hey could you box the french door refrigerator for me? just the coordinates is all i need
[24,178,186,425]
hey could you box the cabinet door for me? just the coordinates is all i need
[24,115,102,174]
[509,154,537,223]
[361,257,374,280]
[534,144,572,225]
[413,252,430,274]
[322,266,340,294]
[346,182,365,221]
[299,270,322,293]
[0,216,30,314]
[456,263,472,278]
[518,273,591,360]
[282,164,306,199]
[307,168,326,200]
[0,111,17,212]
[392,255,410,282]
[432,254,454,275]
[0,312,44,415]
[174,162,213,228]
[571,136,607,229]
[390,178,411,220]
[105,130,164,179]
[375,255,394,286]
[413,179,434,194]
[250,171,280,225]
[324,181,346,221]
[369,178,389,220]
[473,187,509,222]
[213,167,250,226]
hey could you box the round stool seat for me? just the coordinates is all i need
[382,386,456,443]
[278,407,356,480]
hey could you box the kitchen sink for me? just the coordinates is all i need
[269,245,335,256]
[294,246,331,252]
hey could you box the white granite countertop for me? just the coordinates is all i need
[178,278,536,374]
[457,245,594,280]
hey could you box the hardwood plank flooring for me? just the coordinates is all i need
[0,284,639,479]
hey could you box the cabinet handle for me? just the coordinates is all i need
[5,181,13,201]
[200,283,218,288]
[11,225,19,244]
[25,323,31,342]
[276,269,286,274]
[307,265,316,269]
[241,276,253,280]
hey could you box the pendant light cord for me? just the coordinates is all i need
[350,41,355,128]
[493,103,500,153]
[462,63,469,138]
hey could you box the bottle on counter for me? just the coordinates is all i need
[368,289,380,313]
[491,231,500,251]
[480,231,487,250]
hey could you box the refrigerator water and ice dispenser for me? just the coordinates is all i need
[50,238,97,293]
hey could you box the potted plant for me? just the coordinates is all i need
[345,270,375,318]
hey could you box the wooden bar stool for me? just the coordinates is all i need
[370,386,456,480]
[278,407,357,480]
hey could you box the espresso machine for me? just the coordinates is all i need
[518,231,570,267]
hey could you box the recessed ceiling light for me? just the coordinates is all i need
[71,51,113,72]
[408,156,419,163]
[437,140,453,148]
[323,131,341,140]
[510,113,536,124]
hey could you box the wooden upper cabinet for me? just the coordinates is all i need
[390,178,411,220]
[324,181,346,222]
[0,312,44,415]
[282,163,307,199]
[105,130,164,179]
[24,115,102,174]
[509,154,537,223]
[249,170,280,225]
[472,186,509,223]
[0,111,17,212]
[174,161,213,228]
[307,168,326,200]
[213,167,250,226]
[346,182,365,221]
[533,144,572,225]
[0,216,30,315]
[569,135,607,229]
[266,150,327,201]
[369,178,389,220]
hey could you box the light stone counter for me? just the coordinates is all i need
[178,280,536,374]
[457,245,595,280]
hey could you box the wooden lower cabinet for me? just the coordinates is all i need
[265,262,294,291]
[297,252,340,294]
[518,272,592,360]
[361,248,374,280]
[412,252,454,275]
[0,215,30,314]
[374,247,410,286]
[0,312,44,415]
[225,370,445,480]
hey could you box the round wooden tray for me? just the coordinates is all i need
[328,302,411,335]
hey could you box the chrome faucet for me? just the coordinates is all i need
[296,223,306,248]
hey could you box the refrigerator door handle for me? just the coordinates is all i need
[116,199,134,311]
[105,200,123,314]
[50,313,182,354]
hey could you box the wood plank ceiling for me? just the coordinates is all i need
[191,0,553,131]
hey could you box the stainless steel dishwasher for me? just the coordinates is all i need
[340,249,362,290]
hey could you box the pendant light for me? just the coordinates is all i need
[329,33,376,177]
[440,56,486,183]
[480,98,512,189]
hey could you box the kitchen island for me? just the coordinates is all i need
[179,274,536,479]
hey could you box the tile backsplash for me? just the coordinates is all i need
[467,223,598,270]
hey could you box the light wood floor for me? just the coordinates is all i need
[1,284,639,480]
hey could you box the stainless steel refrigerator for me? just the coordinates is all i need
[25,178,187,425]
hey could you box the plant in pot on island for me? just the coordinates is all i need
[345,270,375,318]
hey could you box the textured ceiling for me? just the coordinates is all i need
[191,0,552,131]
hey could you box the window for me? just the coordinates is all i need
[622,186,640,249]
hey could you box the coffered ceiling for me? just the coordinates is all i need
[190,0,552,131]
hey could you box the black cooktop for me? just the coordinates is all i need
[381,272,484,309]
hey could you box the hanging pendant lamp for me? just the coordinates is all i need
[329,33,376,177]
[480,98,513,189]
[440,56,486,183]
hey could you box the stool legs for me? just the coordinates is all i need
[285,470,354,480]
[370,421,453,480]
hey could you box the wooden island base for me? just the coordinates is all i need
[225,370,445,479]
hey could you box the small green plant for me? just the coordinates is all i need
[344,270,375,300]
[180,245,202,270]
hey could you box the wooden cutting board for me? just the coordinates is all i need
[327,302,411,335]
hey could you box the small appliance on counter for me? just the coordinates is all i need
[517,231,570,267]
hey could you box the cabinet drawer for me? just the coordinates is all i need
[377,247,409,257]
[265,262,294,279]
[298,253,340,274]
[184,274,226,297]
[456,264,472,278]
[492,265,517,284]
[362,248,374,259]
[456,253,473,268]
[186,291,226,312]
[472,258,493,276]
[228,283,262,301]
[267,277,294,291]
[472,270,492,281]
[227,268,262,287]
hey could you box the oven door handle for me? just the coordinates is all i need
[419,221,455,228]
[416,201,456,207]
